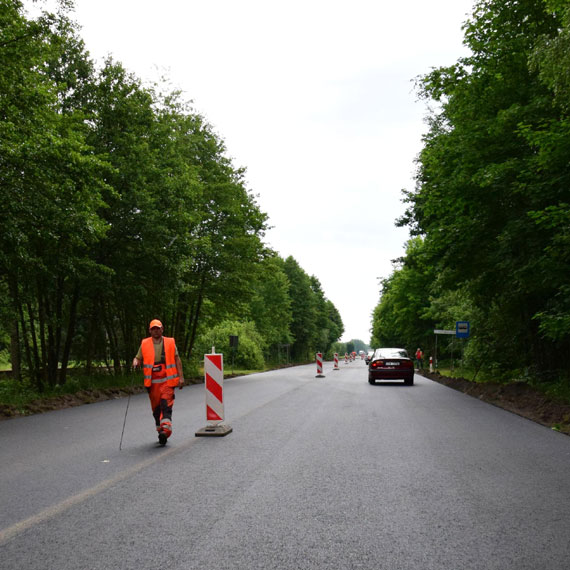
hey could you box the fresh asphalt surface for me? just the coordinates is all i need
[1,361,569,570]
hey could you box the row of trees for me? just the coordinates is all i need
[195,256,344,369]
[0,0,343,387]
[371,0,570,382]
[332,339,369,357]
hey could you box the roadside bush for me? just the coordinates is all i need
[195,320,265,370]
[0,378,40,407]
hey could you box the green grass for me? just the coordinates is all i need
[0,371,140,409]
[433,365,491,382]
[225,365,274,376]
[433,365,570,405]
[0,362,278,410]
[0,378,41,410]
[532,379,570,405]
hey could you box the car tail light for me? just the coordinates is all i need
[371,360,383,368]
[402,360,413,368]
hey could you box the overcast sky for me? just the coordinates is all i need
[28,0,474,343]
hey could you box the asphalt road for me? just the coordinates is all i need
[1,360,569,570]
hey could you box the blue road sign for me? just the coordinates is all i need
[456,321,470,338]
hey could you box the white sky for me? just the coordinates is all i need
[28,0,474,343]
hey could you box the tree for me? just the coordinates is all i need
[195,319,264,370]
[524,0,570,346]
[370,238,435,353]
[85,63,268,368]
[309,276,331,352]
[248,255,293,354]
[1,1,337,382]
[280,257,344,360]
[84,60,199,371]
[168,111,269,358]
[325,300,344,352]
[1,1,109,387]
[282,256,318,360]
[399,0,569,378]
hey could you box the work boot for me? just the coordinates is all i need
[158,431,167,446]
[160,419,172,439]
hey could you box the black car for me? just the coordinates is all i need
[368,348,414,385]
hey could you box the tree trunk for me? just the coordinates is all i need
[59,284,79,385]
[85,304,99,374]
[10,275,34,383]
[182,297,195,355]
[9,318,21,381]
[53,275,64,383]
[26,301,45,388]
[173,296,184,346]
[36,286,52,385]
[102,305,122,374]
[7,277,22,381]
[187,274,207,358]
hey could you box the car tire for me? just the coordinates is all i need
[404,377,414,386]
[368,378,375,385]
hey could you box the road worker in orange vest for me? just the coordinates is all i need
[133,319,184,446]
[415,348,423,370]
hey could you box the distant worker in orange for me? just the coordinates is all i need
[415,347,423,370]
[133,319,184,445]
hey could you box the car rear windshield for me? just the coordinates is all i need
[375,349,408,359]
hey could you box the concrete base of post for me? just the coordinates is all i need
[315,374,325,378]
[195,424,233,437]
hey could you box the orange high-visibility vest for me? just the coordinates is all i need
[141,336,180,388]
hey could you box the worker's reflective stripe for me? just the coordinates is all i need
[165,363,176,369]
[143,364,153,368]
[151,374,177,383]
[144,374,152,381]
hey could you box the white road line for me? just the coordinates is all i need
[0,439,195,546]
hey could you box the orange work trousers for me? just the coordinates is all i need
[148,378,175,436]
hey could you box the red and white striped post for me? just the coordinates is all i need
[429,356,434,373]
[195,347,233,437]
[333,352,339,371]
[316,352,325,378]
[345,352,348,364]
